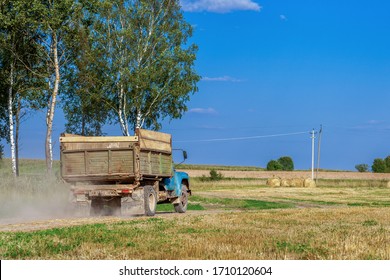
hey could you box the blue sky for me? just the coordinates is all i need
[3,0,390,170]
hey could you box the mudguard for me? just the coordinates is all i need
[163,170,189,196]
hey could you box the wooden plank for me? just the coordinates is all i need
[62,142,134,151]
[88,151,108,174]
[111,150,134,174]
[137,129,171,143]
[60,136,138,143]
[139,151,172,176]
[62,152,86,176]
[62,133,81,137]
[63,174,136,183]
[137,129,172,154]
[139,138,171,153]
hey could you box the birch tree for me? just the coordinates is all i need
[0,0,45,176]
[0,3,19,176]
[93,0,200,134]
[33,0,75,173]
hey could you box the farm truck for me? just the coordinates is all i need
[60,129,190,216]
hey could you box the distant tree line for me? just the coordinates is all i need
[266,156,294,171]
[356,156,390,173]
[0,0,200,176]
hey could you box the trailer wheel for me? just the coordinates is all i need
[174,184,189,213]
[144,185,157,216]
[73,202,90,217]
[90,199,103,216]
[90,198,121,216]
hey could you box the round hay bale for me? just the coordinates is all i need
[304,178,316,188]
[290,178,304,188]
[281,179,291,187]
[267,178,281,187]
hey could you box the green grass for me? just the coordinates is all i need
[156,203,205,212]
[0,158,60,176]
[190,195,294,210]
[348,202,390,207]
[0,219,170,259]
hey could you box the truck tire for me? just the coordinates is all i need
[90,198,121,216]
[174,184,189,213]
[90,199,103,216]
[144,185,157,216]
[73,202,90,217]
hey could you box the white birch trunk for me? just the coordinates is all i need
[8,62,17,177]
[15,98,21,176]
[118,84,129,136]
[45,33,60,174]
[135,110,143,129]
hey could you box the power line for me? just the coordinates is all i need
[174,131,310,143]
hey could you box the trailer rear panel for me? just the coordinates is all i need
[60,129,173,183]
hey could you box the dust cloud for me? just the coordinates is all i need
[0,176,77,224]
[0,176,147,225]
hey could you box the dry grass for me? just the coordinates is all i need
[172,208,390,260]
[0,208,389,259]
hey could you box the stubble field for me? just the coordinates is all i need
[0,162,389,260]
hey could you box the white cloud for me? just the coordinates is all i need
[189,107,218,114]
[180,0,262,13]
[202,76,243,82]
[280,14,288,21]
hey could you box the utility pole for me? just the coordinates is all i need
[311,129,316,179]
[316,125,323,183]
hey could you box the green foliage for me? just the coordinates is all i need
[209,169,224,181]
[372,158,386,173]
[267,156,295,171]
[0,144,3,160]
[198,169,224,181]
[370,156,390,173]
[0,74,8,141]
[278,156,294,171]
[87,0,200,133]
[266,160,283,171]
[355,164,369,172]
[385,156,390,172]
[62,0,109,136]
[0,0,200,163]
[0,0,76,173]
